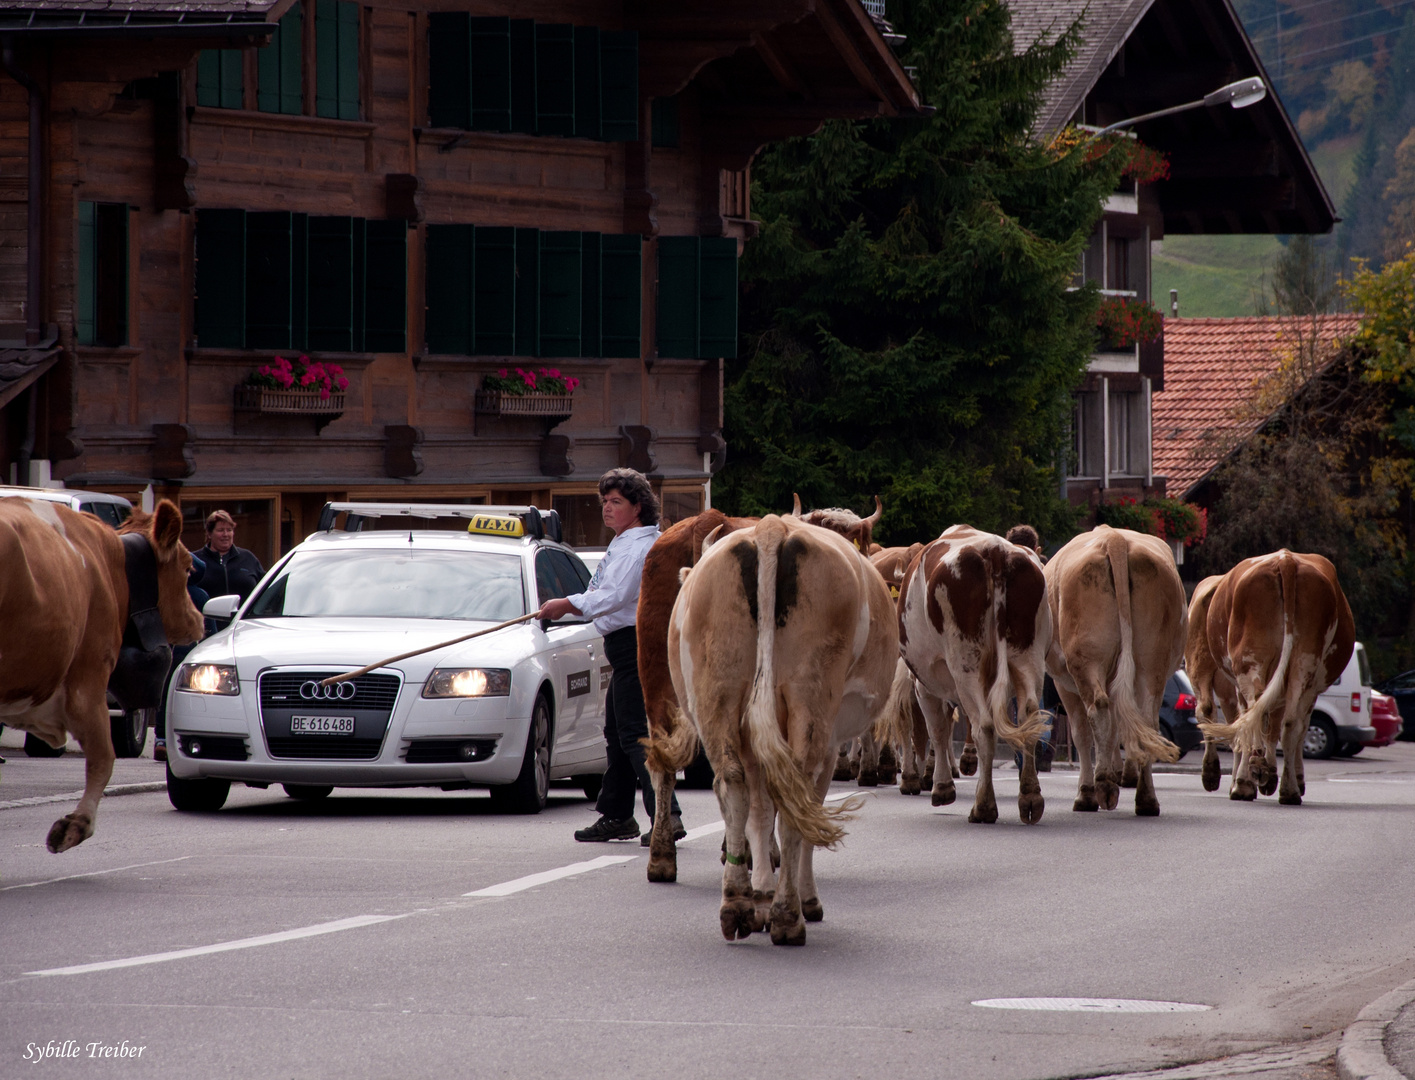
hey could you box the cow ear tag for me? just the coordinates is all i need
[852,539,861,550]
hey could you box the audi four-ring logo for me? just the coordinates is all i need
[300,680,357,701]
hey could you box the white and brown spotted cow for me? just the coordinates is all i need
[1044,526,1182,817]
[1196,551,1354,805]
[661,514,897,945]
[897,525,1051,824]
[0,497,203,852]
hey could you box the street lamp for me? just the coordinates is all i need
[1092,76,1267,137]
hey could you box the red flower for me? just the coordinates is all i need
[336,376,349,390]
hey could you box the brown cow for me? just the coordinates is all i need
[662,514,897,945]
[1185,575,1243,795]
[792,493,882,552]
[1043,527,1182,817]
[898,525,1051,824]
[0,497,203,851]
[1196,551,1354,805]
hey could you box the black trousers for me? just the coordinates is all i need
[595,626,681,823]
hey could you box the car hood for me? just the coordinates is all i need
[189,617,539,683]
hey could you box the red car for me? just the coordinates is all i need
[1365,691,1404,750]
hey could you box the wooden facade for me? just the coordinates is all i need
[0,0,921,567]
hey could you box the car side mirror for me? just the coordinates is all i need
[203,594,241,620]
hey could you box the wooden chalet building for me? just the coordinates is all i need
[1008,0,1335,510]
[0,0,922,565]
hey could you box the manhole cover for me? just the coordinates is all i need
[972,998,1211,1013]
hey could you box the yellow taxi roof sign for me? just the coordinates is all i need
[468,513,524,538]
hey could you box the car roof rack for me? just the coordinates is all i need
[315,502,561,543]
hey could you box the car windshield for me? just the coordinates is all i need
[1357,646,1372,688]
[246,548,526,621]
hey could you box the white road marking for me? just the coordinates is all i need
[25,914,412,978]
[972,998,1211,1013]
[464,854,638,896]
[0,856,193,892]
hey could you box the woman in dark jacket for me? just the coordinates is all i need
[191,509,265,602]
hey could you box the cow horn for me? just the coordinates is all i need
[864,496,882,527]
[701,523,726,555]
[791,493,803,517]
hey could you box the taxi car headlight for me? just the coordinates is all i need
[423,668,511,698]
[175,663,240,696]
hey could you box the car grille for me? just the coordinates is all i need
[404,738,499,764]
[259,671,402,711]
[266,736,387,760]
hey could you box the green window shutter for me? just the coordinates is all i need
[535,24,574,137]
[600,32,638,142]
[509,19,536,135]
[427,13,470,129]
[307,216,355,351]
[425,224,472,354]
[292,212,308,350]
[94,204,128,347]
[601,233,641,359]
[651,95,679,148]
[77,201,96,346]
[579,232,601,358]
[245,211,294,349]
[538,231,581,357]
[472,225,516,355]
[469,16,511,132]
[316,0,360,120]
[364,219,407,353]
[259,5,303,115]
[572,26,600,140]
[197,51,243,109]
[698,237,738,359]
[514,226,539,356]
[195,208,246,348]
[656,236,698,359]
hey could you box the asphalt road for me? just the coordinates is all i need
[2,739,1414,1080]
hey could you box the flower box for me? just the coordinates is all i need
[235,386,346,414]
[474,391,574,418]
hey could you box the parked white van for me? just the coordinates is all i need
[1305,641,1377,759]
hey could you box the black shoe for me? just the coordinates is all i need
[574,816,640,842]
[640,814,687,846]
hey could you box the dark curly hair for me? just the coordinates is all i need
[597,468,660,526]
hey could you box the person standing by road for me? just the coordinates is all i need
[535,469,684,844]
[190,510,265,607]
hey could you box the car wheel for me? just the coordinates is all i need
[282,784,334,801]
[490,694,550,814]
[111,707,152,759]
[1336,741,1364,757]
[165,761,230,811]
[575,773,603,801]
[680,747,716,789]
[24,732,66,757]
[1303,716,1339,760]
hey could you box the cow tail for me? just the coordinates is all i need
[645,702,700,776]
[1103,530,1179,765]
[882,659,918,757]
[743,518,854,850]
[1200,552,1297,756]
[987,564,1049,752]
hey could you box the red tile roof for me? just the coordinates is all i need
[1151,314,1361,498]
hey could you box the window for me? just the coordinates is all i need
[535,548,589,605]
[1070,391,1102,477]
[316,0,360,120]
[651,96,679,148]
[425,225,641,358]
[258,5,303,114]
[1108,235,1132,293]
[196,50,243,108]
[427,16,637,141]
[1108,391,1133,475]
[660,490,702,526]
[552,494,613,548]
[657,236,737,359]
[77,202,128,347]
[195,209,405,352]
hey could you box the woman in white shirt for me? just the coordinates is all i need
[537,469,684,844]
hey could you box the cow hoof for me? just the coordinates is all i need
[1073,785,1099,812]
[1018,792,1045,825]
[951,766,961,779]
[1097,779,1120,811]
[46,813,92,854]
[899,776,922,796]
[770,920,806,946]
[1230,778,1257,801]
[751,890,774,934]
[1201,759,1221,792]
[1259,772,1279,797]
[857,768,879,788]
[967,802,998,824]
[802,896,824,923]
[833,759,853,782]
[1120,760,1140,789]
[1279,790,1302,806]
[1135,796,1160,817]
[1299,778,1306,796]
[646,855,677,883]
[931,781,956,806]
[959,749,978,776]
[720,898,755,941]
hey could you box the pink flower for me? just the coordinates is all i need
[319,387,331,400]
[336,376,349,390]
[566,377,580,392]
[300,373,314,386]
[327,364,343,376]
[547,368,560,379]
[498,368,508,378]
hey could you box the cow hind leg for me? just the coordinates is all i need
[1017,744,1044,825]
[967,720,999,825]
[646,768,679,883]
[769,822,807,946]
[745,768,777,934]
[713,758,756,941]
[832,743,853,781]
[1058,684,1099,812]
[798,767,831,923]
[1200,737,1222,792]
[916,694,956,806]
[1229,746,1258,801]
[1120,756,1139,788]
[856,729,880,788]
[1278,715,1305,805]
[958,726,978,777]
[1134,762,1160,816]
[48,690,113,854]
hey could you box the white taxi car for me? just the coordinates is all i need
[165,503,608,813]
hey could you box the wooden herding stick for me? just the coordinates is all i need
[319,612,539,687]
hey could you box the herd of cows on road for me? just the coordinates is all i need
[0,494,1355,951]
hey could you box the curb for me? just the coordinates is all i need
[1338,977,1415,1080]
[0,782,167,811]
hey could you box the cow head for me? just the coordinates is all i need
[119,499,205,648]
[790,493,883,551]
